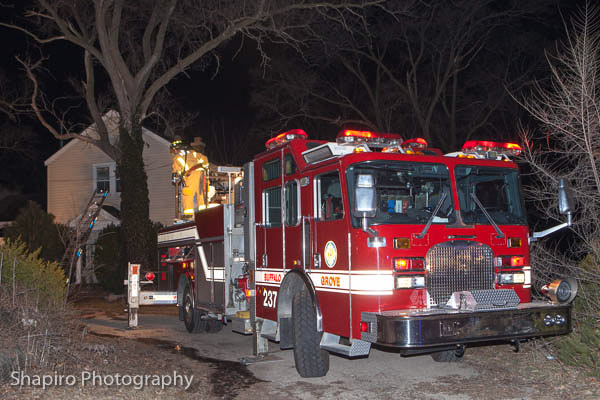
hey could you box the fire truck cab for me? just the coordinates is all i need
[162,129,576,378]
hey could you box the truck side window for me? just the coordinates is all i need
[285,180,299,226]
[317,172,343,221]
[262,158,281,182]
[284,154,297,175]
[263,186,282,227]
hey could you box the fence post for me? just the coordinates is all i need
[0,251,3,286]
[12,257,16,306]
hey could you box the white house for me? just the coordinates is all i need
[44,111,176,282]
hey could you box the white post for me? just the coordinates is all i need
[128,263,140,328]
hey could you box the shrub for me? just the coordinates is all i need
[94,224,126,294]
[94,222,162,294]
[0,240,73,383]
[555,254,600,377]
[0,239,66,308]
[557,320,600,378]
[4,201,66,263]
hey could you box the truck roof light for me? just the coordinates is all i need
[460,140,522,159]
[343,129,374,139]
[336,129,403,147]
[265,129,308,149]
[402,138,428,150]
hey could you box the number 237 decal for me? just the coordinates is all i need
[262,289,278,308]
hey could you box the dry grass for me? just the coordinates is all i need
[0,284,77,384]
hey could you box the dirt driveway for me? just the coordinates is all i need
[3,296,600,399]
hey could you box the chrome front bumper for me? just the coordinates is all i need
[361,301,571,348]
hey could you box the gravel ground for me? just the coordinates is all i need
[2,291,599,399]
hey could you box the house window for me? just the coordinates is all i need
[94,163,121,193]
[95,166,110,193]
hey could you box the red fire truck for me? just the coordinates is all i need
[157,129,576,378]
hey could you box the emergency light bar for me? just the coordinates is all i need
[336,129,403,148]
[460,140,522,160]
[402,138,428,150]
[265,129,308,149]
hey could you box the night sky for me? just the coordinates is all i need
[0,2,261,210]
[0,0,585,212]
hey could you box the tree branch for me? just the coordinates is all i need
[16,55,99,146]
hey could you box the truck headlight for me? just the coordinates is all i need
[395,276,425,289]
[541,278,578,304]
[497,272,525,285]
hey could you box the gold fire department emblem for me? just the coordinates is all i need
[324,241,337,268]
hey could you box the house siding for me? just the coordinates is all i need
[47,131,175,227]
[143,130,176,226]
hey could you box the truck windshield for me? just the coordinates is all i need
[346,161,455,226]
[455,165,526,225]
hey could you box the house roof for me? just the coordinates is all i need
[44,110,171,166]
[103,205,121,219]
[67,207,121,229]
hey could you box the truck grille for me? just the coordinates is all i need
[426,241,494,307]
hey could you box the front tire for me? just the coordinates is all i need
[183,286,206,333]
[292,288,329,377]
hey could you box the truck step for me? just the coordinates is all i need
[260,332,277,341]
[231,316,252,335]
[320,333,371,357]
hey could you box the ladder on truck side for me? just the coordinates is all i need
[62,191,108,302]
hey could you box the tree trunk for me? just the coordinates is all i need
[118,121,153,271]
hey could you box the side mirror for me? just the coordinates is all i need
[353,174,377,235]
[531,178,575,240]
[353,174,377,218]
[558,178,574,225]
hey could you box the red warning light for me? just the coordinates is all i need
[265,129,308,149]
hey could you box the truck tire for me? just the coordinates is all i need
[431,346,465,362]
[292,288,329,377]
[183,286,206,333]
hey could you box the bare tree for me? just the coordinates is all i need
[1,0,386,272]
[252,0,549,150]
[519,3,600,318]
[200,115,262,166]
[0,68,29,120]
[0,67,39,171]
